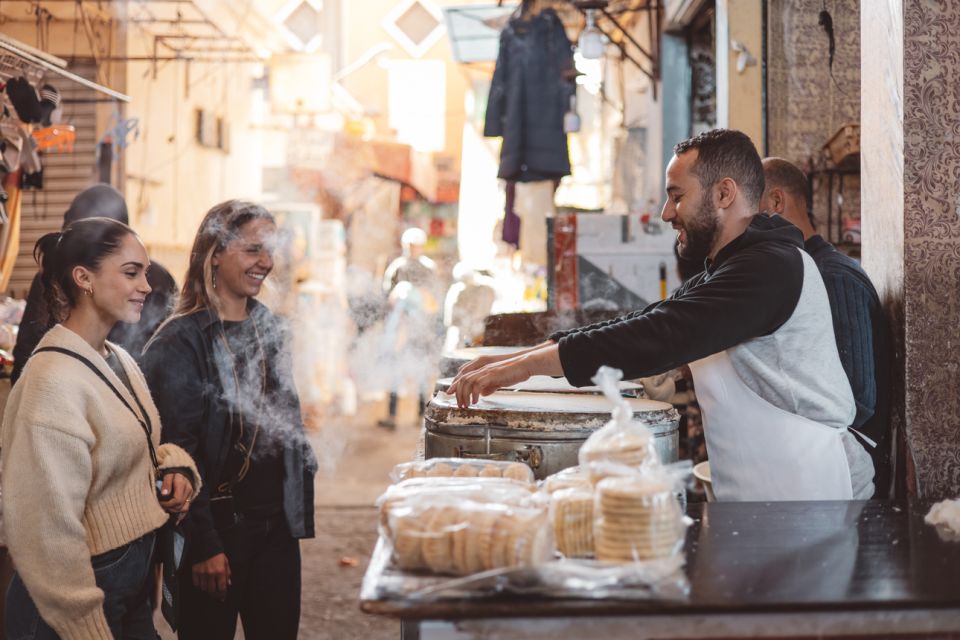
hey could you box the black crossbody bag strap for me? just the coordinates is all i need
[34,346,159,471]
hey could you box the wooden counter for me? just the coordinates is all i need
[361,500,960,639]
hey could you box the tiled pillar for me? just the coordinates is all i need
[862,1,960,499]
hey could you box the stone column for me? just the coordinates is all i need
[862,1,960,499]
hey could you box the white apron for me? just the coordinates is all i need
[689,350,853,501]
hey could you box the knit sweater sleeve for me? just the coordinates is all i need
[483,28,509,137]
[1,383,112,640]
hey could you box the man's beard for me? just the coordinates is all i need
[676,193,719,262]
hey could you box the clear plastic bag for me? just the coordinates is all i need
[541,465,591,494]
[363,366,692,604]
[550,487,594,558]
[578,367,661,484]
[593,475,687,562]
[361,537,690,604]
[383,498,554,576]
[391,457,535,484]
[377,476,541,538]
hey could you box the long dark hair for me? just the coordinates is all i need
[173,199,274,319]
[34,217,137,322]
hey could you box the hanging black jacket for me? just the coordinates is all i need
[484,9,575,182]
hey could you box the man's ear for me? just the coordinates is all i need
[768,188,786,213]
[715,177,739,209]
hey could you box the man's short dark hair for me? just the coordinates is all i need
[762,157,813,216]
[673,129,765,208]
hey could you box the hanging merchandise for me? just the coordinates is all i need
[97,110,140,160]
[484,6,575,183]
[19,133,42,190]
[38,84,61,127]
[4,77,42,124]
[0,121,23,173]
[31,124,76,154]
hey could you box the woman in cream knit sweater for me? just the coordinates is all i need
[1,217,201,640]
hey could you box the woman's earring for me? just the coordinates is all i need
[212,268,217,290]
[85,287,93,297]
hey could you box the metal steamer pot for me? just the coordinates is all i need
[424,392,679,480]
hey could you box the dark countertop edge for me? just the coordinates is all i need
[359,598,960,621]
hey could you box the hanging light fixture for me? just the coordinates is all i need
[578,9,604,59]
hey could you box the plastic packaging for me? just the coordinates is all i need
[926,498,960,542]
[362,367,692,604]
[391,457,535,484]
[541,465,591,494]
[578,367,661,484]
[377,477,540,537]
[361,536,690,604]
[594,475,686,562]
[384,498,554,576]
[550,487,594,558]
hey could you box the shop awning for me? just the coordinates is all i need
[442,4,518,64]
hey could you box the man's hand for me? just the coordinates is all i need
[192,553,231,601]
[447,344,563,408]
[451,341,554,379]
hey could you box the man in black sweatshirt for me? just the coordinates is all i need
[449,129,874,501]
[759,157,892,498]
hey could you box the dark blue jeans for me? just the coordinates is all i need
[5,531,158,640]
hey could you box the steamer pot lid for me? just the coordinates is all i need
[440,346,531,362]
[430,391,672,414]
[436,375,642,394]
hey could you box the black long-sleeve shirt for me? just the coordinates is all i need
[552,215,805,386]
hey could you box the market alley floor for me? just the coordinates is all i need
[156,393,423,640]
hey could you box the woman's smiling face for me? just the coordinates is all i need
[84,232,152,325]
[212,218,276,302]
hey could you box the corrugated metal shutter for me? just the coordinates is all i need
[5,60,99,299]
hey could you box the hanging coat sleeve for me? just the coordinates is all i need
[484,28,510,137]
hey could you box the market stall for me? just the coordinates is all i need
[362,499,960,639]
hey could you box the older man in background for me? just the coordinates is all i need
[759,157,892,498]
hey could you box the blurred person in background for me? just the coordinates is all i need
[443,262,496,349]
[141,200,317,640]
[382,227,439,297]
[11,184,177,383]
[377,228,443,429]
[1,217,198,639]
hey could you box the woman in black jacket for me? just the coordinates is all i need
[141,200,317,640]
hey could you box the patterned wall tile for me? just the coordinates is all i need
[902,0,960,498]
